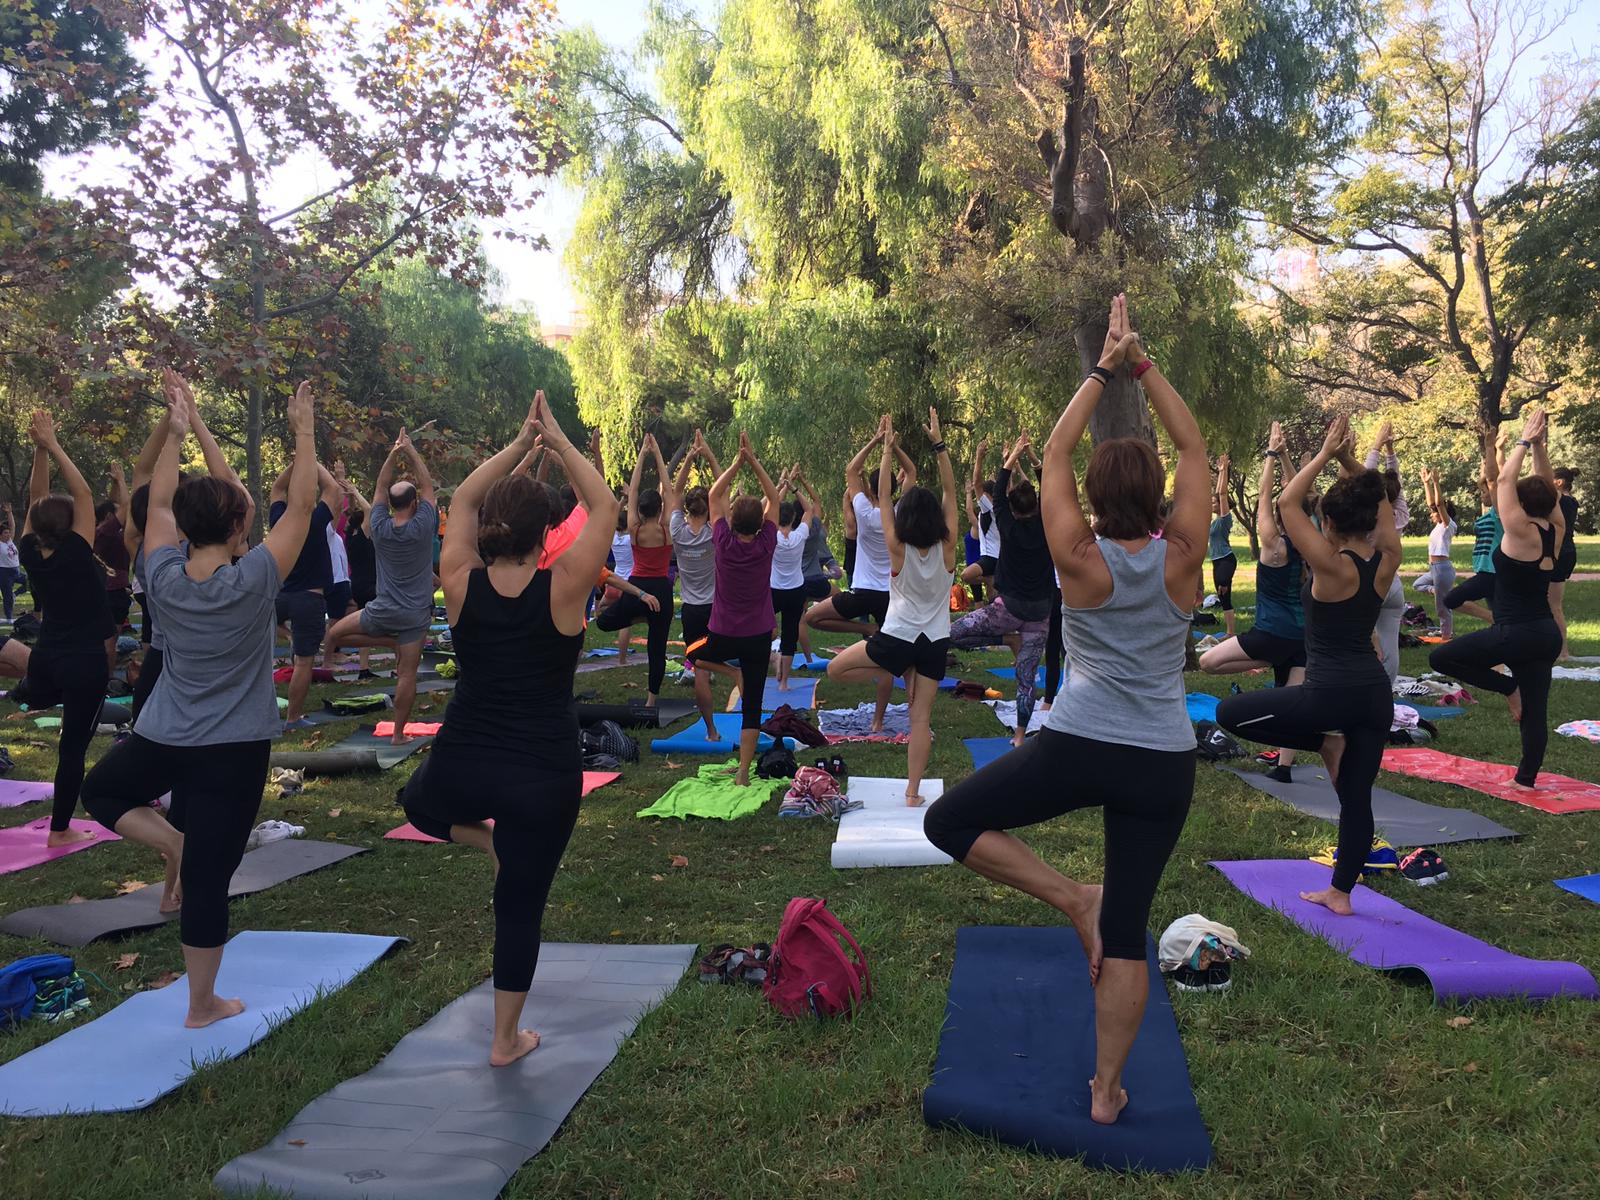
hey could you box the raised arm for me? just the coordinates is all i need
[625,439,648,538]
[1256,424,1285,563]
[133,385,173,491]
[926,407,960,570]
[144,380,192,556]
[698,430,723,481]
[971,439,989,496]
[891,435,918,489]
[1280,415,1354,578]
[441,400,540,585]
[263,384,320,580]
[371,439,402,512]
[707,446,743,525]
[875,415,901,572]
[588,428,604,483]
[401,431,435,506]
[845,430,883,502]
[544,397,621,629]
[1214,454,1230,518]
[742,432,781,518]
[29,412,95,543]
[1498,408,1549,539]
[1130,336,1209,571]
[21,441,47,538]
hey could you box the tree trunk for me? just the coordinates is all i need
[1074,323,1154,446]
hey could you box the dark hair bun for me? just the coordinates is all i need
[1320,469,1384,536]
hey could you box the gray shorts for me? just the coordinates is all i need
[359,605,430,645]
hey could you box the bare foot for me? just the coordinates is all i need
[489,1029,541,1067]
[733,771,750,787]
[1067,883,1104,984]
[904,792,925,806]
[1089,1077,1129,1125]
[1299,886,1354,915]
[1012,728,1025,749]
[1318,732,1346,785]
[1507,688,1522,723]
[704,725,722,743]
[391,733,409,746]
[185,996,246,1028]
[46,827,97,848]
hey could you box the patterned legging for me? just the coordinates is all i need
[950,596,1048,731]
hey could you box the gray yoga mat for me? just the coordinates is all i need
[0,840,367,947]
[1220,764,1519,845]
[333,728,433,769]
[215,941,695,1200]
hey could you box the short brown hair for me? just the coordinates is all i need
[1517,476,1557,518]
[1084,439,1163,540]
[27,495,74,548]
[174,476,250,548]
[730,495,764,536]
[478,475,551,561]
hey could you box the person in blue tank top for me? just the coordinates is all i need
[926,293,1209,1127]
[1217,413,1402,917]
[1200,421,1307,781]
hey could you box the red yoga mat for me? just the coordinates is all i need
[1381,748,1600,815]
[371,722,443,737]
[383,772,622,842]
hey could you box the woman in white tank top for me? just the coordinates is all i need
[826,410,958,803]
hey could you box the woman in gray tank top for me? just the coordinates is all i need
[926,293,1209,1127]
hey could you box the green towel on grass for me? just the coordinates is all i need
[637,759,777,820]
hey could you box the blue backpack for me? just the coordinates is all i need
[0,955,76,1030]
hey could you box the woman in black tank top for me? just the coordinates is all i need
[1431,410,1564,786]
[400,391,618,1069]
[1218,414,1402,915]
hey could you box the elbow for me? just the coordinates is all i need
[593,492,621,526]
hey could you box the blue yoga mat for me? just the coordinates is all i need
[987,665,1045,687]
[1185,693,1221,722]
[1556,874,1600,905]
[963,737,1015,771]
[651,711,791,755]
[894,674,960,691]
[1406,704,1465,720]
[0,930,403,1116]
[762,677,818,710]
[923,926,1212,1174]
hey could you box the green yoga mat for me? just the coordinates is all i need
[637,759,779,820]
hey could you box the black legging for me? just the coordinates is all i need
[698,631,772,730]
[680,602,712,655]
[136,592,153,645]
[131,646,163,724]
[82,734,270,948]
[1044,589,1064,704]
[1443,571,1494,612]
[1212,553,1237,611]
[772,585,806,656]
[595,575,674,695]
[924,728,1194,961]
[1216,682,1391,893]
[1430,619,1560,785]
[402,749,580,992]
[16,647,108,831]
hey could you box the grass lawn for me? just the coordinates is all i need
[2,538,1599,1198]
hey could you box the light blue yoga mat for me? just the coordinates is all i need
[1185,693,1221,722]
[651,711,791,755]
[963,737,1015,771]
[1556,875,1600,905]
[0,930,404,1116]
[762,677,818,710]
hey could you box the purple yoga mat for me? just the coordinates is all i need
[1211,859,1599,1004]
[0,780,53,809]
[0,819,119,875]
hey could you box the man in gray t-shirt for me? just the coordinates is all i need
[325,430,438,744]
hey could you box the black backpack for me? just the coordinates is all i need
[756,746,797,780]
[1194,721,1245,762]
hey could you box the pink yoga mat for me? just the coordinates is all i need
[1212,859,1599,1003]
[371,721,443,738]
[0,819,119,875]
[384,772,622,842]
[1380,748,1600,815]
[0,780,54,810]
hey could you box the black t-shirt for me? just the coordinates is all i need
[19,531,114,651]
[1558,494,1578,562]
[347,521,377,596]
[993,468,1056,608]
[269,500,333,593]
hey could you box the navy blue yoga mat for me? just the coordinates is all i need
[923,926,1212,1174]
[962,737,1014,771]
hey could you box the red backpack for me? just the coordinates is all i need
[764,897,871,1019]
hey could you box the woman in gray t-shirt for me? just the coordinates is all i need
[82,374,323,1031]
[925,293,1209,1128]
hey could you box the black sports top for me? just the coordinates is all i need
[19,532,113,652]
[1557,494,1578,567]
[993,467,1055,610]
[1492,522,1556,625]
[346,521,377,597]
[1303,549,1389,689]
[433,568,582,767]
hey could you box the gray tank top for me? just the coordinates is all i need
[1045,537,1196,752]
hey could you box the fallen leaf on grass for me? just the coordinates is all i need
[114,953,139,971]
[669,855,689,868]
[1446,1016,1473,1029]
[1463,1062,1478,1073]
[116,879,149,895]
[759,844,776,853]
[650,874,664,882]
[663,758,684,770]
[327,808,342,818]
[147,971,181,990]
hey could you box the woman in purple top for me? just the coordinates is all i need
[690,431,781,786]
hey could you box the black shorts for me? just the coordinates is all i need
[352,584,377,610]
[977,554,998,576]
[803,576,832,601]
[832,588,890,625]
[105,586,133,626]
[1211,553,1237,608]
[275,590,328,658]
[1237,627,1307,687]
[680,602,713,656]
[324,580,354,620]
[693,630,772,668]
[1554,552,1577,584]
[866,631,949,682]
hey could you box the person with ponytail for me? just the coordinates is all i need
[1216,413,1401,915]
[14,410,113,846]
[399,391,615,1066]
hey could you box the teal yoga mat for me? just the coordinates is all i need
[650,711,792,755]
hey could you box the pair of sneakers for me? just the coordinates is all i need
[1400,847,1449,886]
[1168,933,1234,994]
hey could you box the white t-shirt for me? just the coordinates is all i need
[770,523,811,590]
[1428,519,1456,558]
[326,522,350,585]
[611,532,634,579]
[850,492,890,591]
[978,493,1001,559]
[0,539,18,570]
